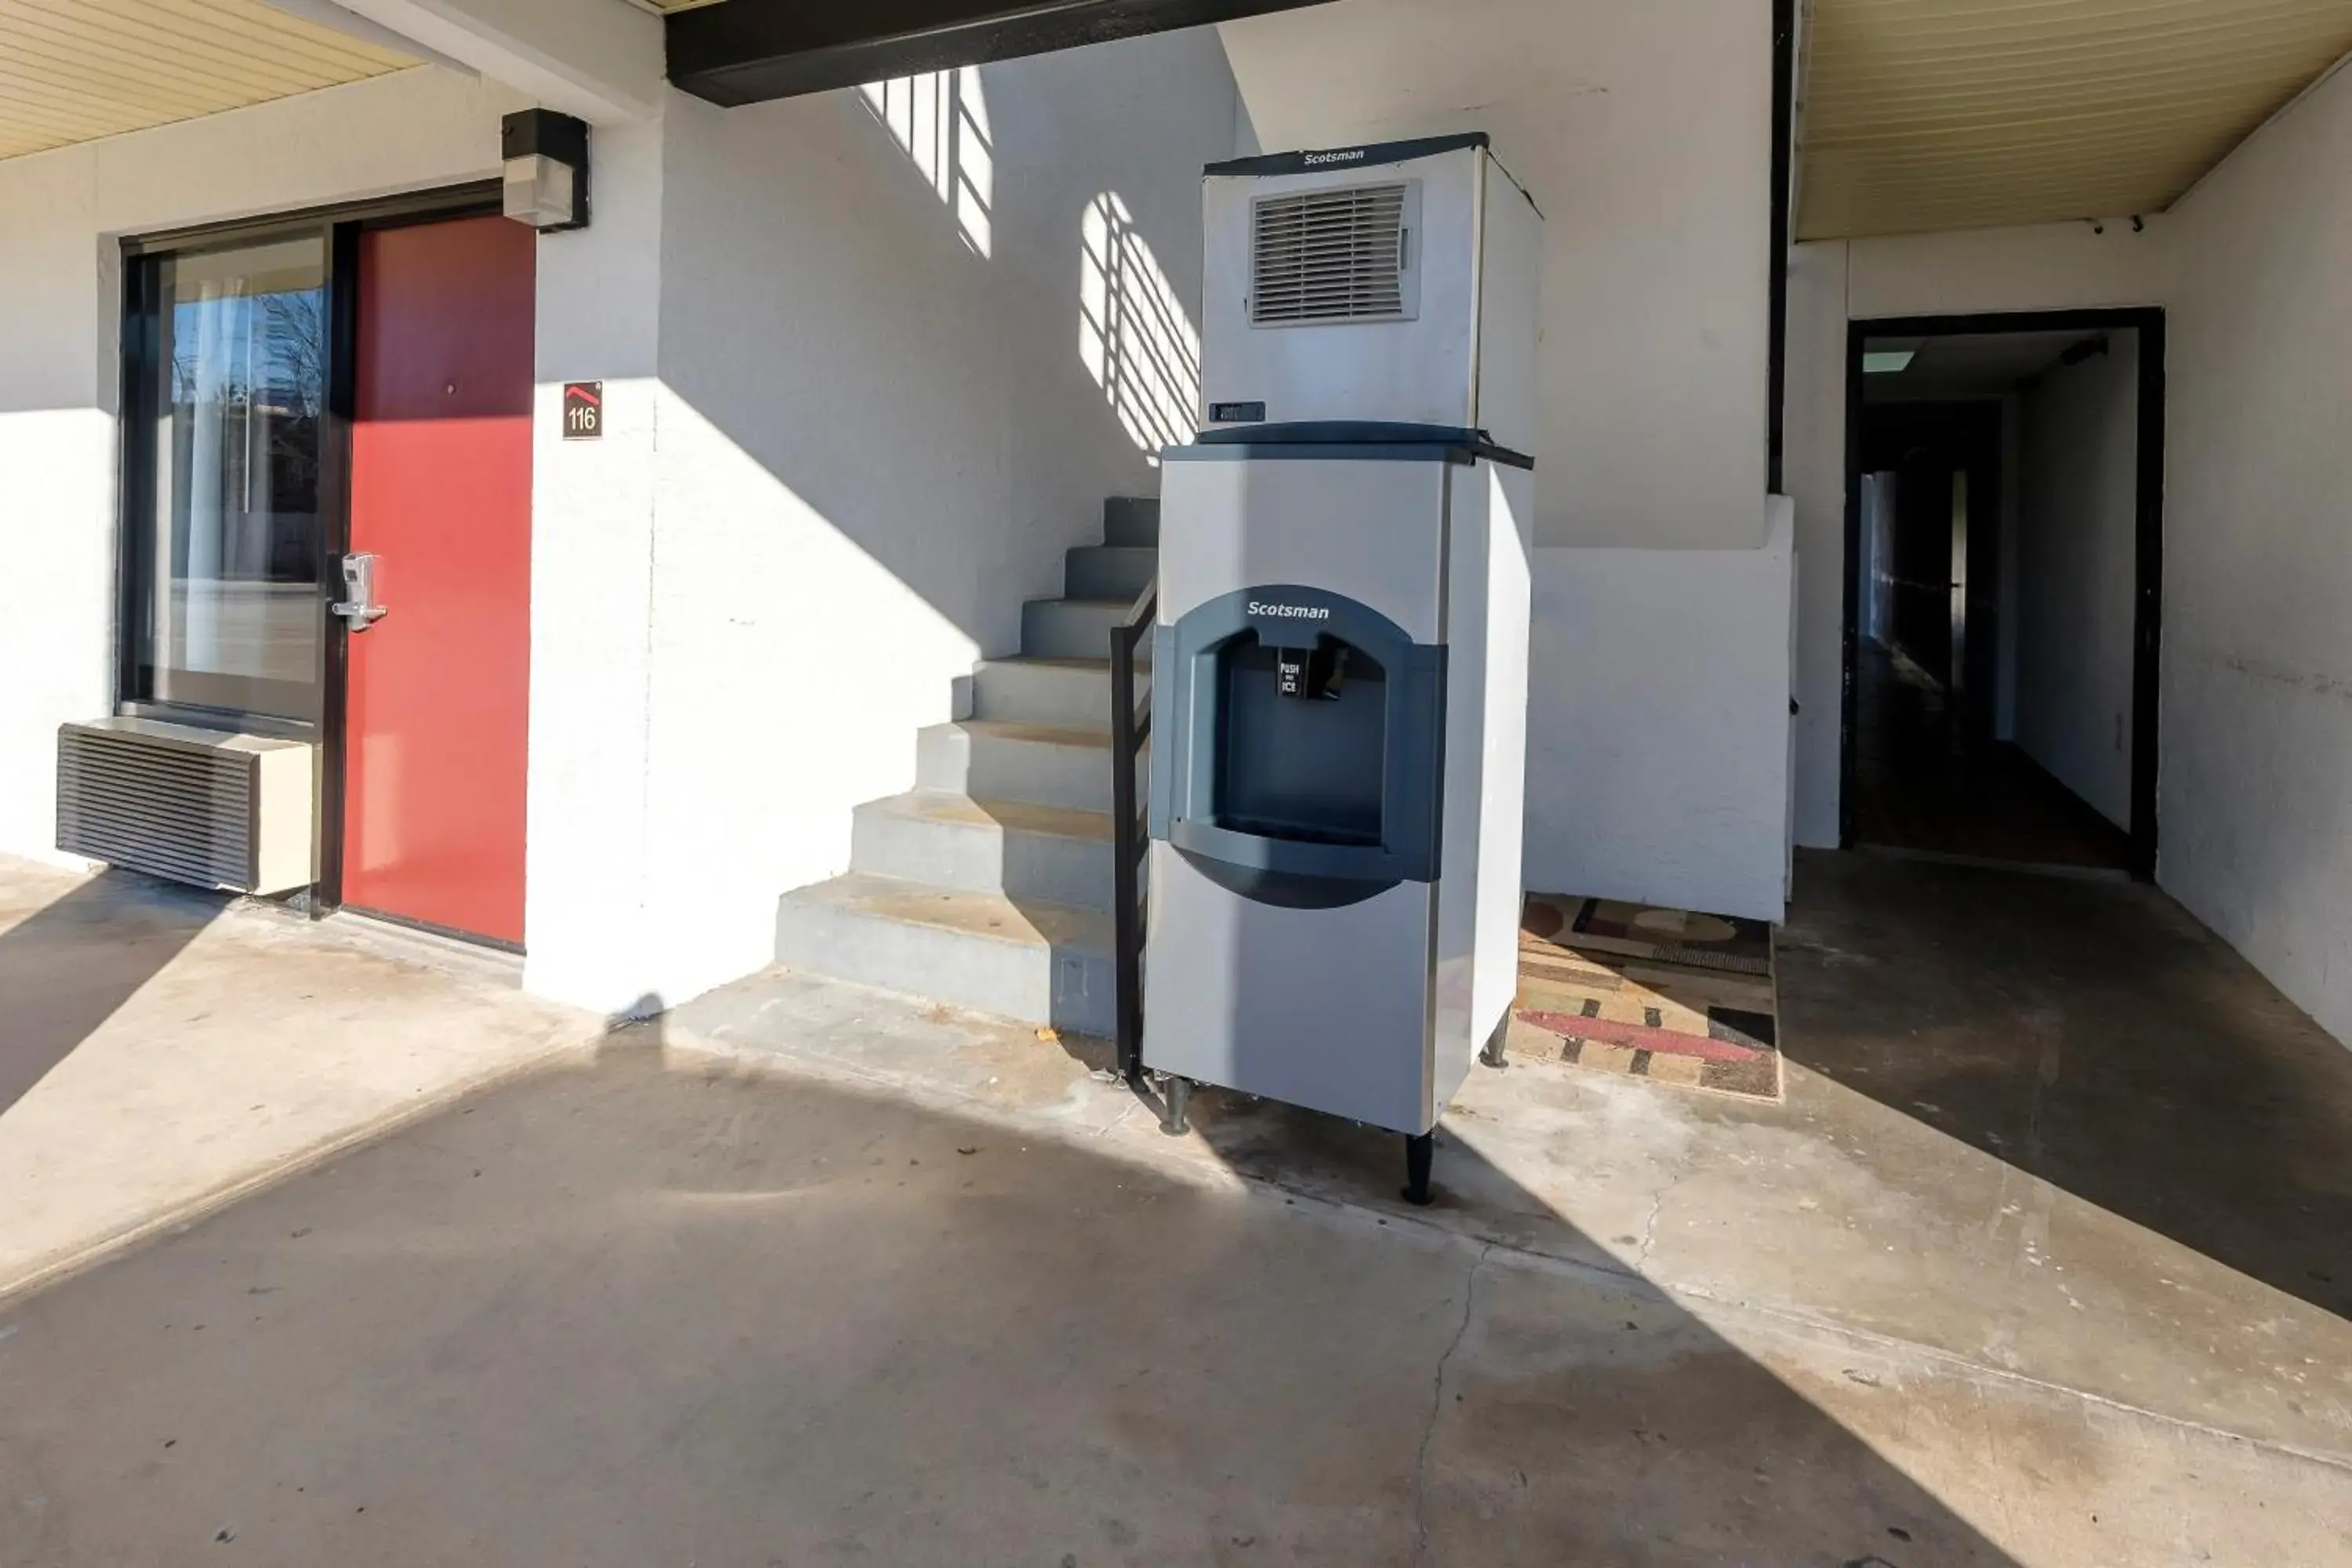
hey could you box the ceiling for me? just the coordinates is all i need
[0,0,421,162]
[1860,328,2120,402]
[1801,0,2352,239]
[8,0,2352,249]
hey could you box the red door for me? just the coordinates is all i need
[342,216,535,946]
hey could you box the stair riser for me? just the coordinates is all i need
[775,898,1113,1036]
[973,662,1152,729]
[1064,546,1158,602]
[1023,599,1138,662]
[917,728,1126,813]
[1103,496,1161,549]
[851,808,1114,912]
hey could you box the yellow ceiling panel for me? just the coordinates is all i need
[0,0,414,162]
[1799,0,2352,238]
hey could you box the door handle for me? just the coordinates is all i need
[332,552,387,630]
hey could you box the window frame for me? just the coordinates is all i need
[111,183,503,737]
[115,226,339,731]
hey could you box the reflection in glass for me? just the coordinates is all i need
[134,237,328,721]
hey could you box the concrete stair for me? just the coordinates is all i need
[1021,598,1149,663]
[970,658,1149,728]
[849,792,1113,911]
[916,720,1116,814]
[774,497,1156,1036]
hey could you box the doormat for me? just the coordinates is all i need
[1508,896,1782,1102]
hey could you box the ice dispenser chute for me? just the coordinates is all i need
[1151,586,1444,911]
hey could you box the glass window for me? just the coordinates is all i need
[126,235,329,723]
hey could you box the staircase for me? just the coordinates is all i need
[773,497,1157,1036]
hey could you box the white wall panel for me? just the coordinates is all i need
[2010,334,2140,828]
[1525,502,1795,923]
[2162,60,2352,1046]
[1221,0,1774,551]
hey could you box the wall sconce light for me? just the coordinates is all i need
[502,109,590,232]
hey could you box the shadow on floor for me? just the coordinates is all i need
[0,872,223,1118]
[1780,848,2352,1323]
[1852,640,2132,872]
[0,1044,2016,1566]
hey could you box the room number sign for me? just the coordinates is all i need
[562,381,603,440]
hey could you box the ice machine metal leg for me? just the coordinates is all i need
[1480,1014,1511,1070]
[1160,1076,1192,1137]
[1403,1132,1435,1207]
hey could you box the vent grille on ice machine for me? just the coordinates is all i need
[1250,183,1410,325]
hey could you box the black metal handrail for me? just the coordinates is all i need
[1109,580,1155,1083]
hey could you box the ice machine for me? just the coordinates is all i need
[1142,133,1541,1203]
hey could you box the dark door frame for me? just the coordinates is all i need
[114,182,503,916]
[1839,306,2167,881]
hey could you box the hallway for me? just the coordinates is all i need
[1850,640,2133,871]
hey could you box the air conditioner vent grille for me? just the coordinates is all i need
[59,728,255,888]
[55,720,314,895]
[1251,183,1410,325]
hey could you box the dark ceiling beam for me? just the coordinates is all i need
[669,0,1330,107]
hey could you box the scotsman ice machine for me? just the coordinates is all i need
[1142,133,1542,1204]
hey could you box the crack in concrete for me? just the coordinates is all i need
[1635,1167,1693,1272]
[1673,1283,2352,1477]
[1412,1242,1490,1568]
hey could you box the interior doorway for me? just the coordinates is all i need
[1841,310,2165,879]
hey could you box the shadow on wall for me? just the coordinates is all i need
[0,1032,2022,1564]
[860,69,996,259]
[0,871,222,1119]
[652,39,1221,659]
[859,69,1201,460]
[1081,190,1199,459]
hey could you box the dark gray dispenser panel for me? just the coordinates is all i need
[1151,586,1446,910]
[1218,635,1385,848]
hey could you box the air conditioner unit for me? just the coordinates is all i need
[56,717,315,895]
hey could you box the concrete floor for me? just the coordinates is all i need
[0,858,590,1295]
[2,852,2350,1563]
[1850,641,2133,873]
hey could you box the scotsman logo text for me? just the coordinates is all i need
[1302,149,1367,165]
[1250,601,1333,621]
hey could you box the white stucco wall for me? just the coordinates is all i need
[1219,0,1793,922]
[617,34,1242,1010]
[1220,0,1773,552]
[1526,503,1796,921]
[520,111,670,1011]
[2009,333,2140,827]
[2160,59,2352,1046]
[0,151,111,873]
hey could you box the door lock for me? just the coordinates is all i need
[332,553,387,630]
